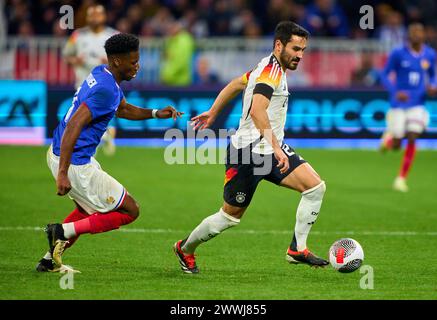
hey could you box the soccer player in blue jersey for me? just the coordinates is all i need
[380,23,437,192]
[36,33,183,272]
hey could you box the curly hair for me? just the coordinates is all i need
[104,33,139,56]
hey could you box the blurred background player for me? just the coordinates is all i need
[37,34,183,272]
[380,23,437,192]
[174,21,329,274]
[63,4,119,156]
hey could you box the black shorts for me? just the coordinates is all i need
[223,143,307,207]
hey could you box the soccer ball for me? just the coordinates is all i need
[329,238,364,273]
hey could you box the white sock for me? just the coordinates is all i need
[293,181,326,251]
[62,222,77,239]
[43,251,52,260]
[181,208,240,254]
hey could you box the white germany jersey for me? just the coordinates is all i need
[231,53,289,154]
[63,27,118,88]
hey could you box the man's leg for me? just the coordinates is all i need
[382,108,405,152]
[393,106,428,192]
[46,193,139,268]
[393,132,419,192]
[174,203,244,274]
[279,162,329,266]
[36,202,89,272]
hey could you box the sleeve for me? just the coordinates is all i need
[83,86,114,120]
[241,70,252,85]
[63,30,79,57]
[253,62,282,100]
[380,49,398,94]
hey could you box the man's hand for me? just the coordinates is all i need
[156,106,184,120]
[191,111,216,130]
[427,86,437,97]
[396,91,409,102]
[274,147,289,174]
[56,172,71,196]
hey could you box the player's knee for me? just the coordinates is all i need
[125,201,140,220]
[132,201,140,219]
[303,180,326,201]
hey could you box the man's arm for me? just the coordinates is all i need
[57,104,92,195]
[249,94,289,173]
[427,52,437,96]
[63,31,85,68]
[116,99,183,120]
[249,94,282,152]
[191,75,248,130]
[380,50,397,94]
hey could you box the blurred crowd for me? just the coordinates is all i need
[3,0,437,45]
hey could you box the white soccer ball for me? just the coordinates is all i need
[329,238,364,273]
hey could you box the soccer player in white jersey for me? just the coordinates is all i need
[63,4,119,156]
[173,21,329,274]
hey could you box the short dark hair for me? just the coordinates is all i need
[104,33,139,56]
[273,21,310,49]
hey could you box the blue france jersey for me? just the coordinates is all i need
[381,44,436,108]
[52,65,124,165]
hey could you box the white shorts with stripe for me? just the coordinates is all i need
[386,106,429,139]
[47,145,126,215]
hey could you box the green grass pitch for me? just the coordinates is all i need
[0,145,436,299]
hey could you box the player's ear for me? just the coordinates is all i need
[113,56,121,67]
[274,39,283,51]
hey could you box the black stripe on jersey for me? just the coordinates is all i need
[245,98,253,120]
[253,83,274,100]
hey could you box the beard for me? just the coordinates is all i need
[280,48,300,70]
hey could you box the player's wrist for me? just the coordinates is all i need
[152,109,159,119]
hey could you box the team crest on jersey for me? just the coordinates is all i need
[106,196,115,204]
[236,192,246,204]
[421,59,430,70]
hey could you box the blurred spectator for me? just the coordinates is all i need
[193,55,219,85]
[6,0,31,35]
[242,21,262,39]
[208,0,232,36]
[116,17,133,33]
[160,19,195,86]
[17,20,34,37]
[180,9,209,38]
[300,0,349,37]
[0,0,6,49]
[126,3,144,35]
[375,10,406,49]
[350,52,380,87]
[52,19,68,38]
[63,4,118,89]
[149,7,174,37]
[262,0,295,35]
[425,24,437,50]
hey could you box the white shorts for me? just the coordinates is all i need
[386,106,429,139]
[46,145,126,215]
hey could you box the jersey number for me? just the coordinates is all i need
[408,72,420,86]
[281,144,295,156]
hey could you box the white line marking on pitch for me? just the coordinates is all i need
[0,226,437,236]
